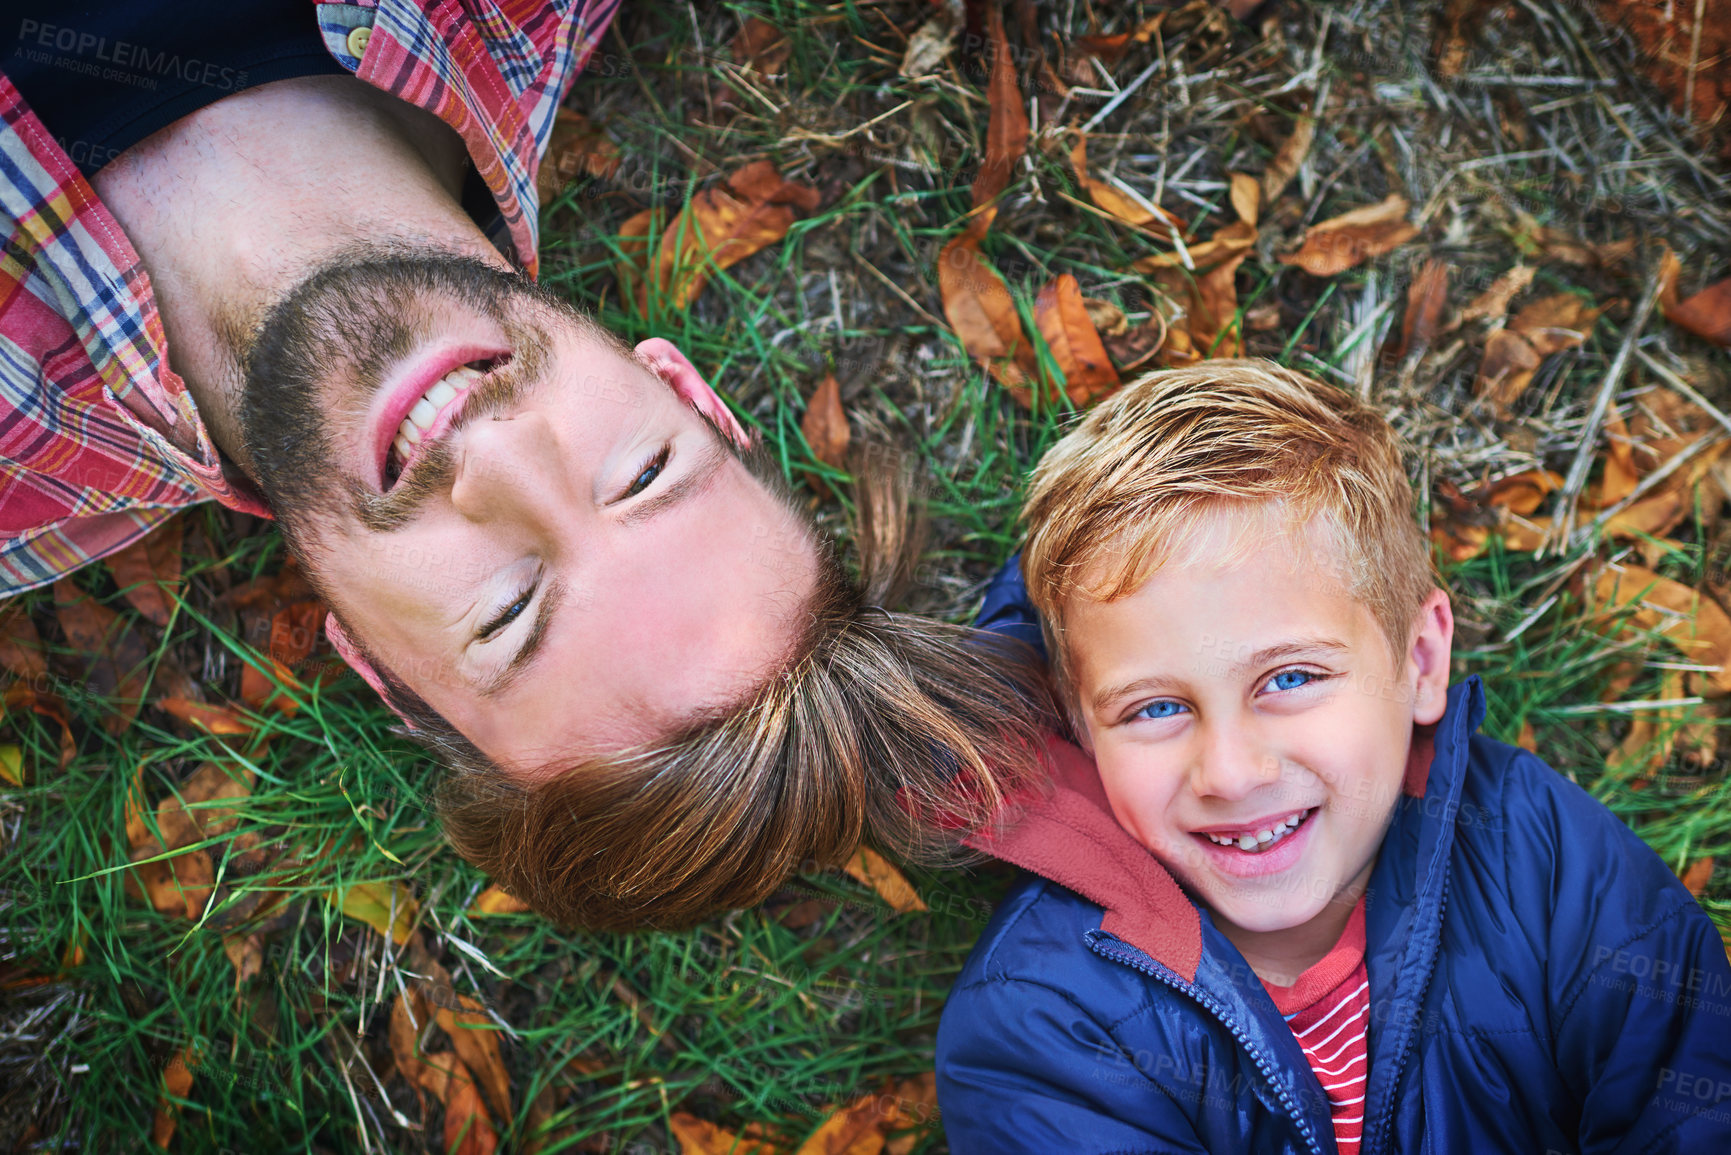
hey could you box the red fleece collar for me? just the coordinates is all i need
[966,727,1438,985]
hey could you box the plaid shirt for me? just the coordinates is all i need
[0,0,619,595]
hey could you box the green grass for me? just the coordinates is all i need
[4,0,1730,1151]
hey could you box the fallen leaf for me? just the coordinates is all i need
[1132,219,1257,271]
[0,744,21,787]
[1189,254,1251,358]
[1682,858,1715,896]
[1509,293,1606,356]
[1591,407,1641,509]
[1278,195,1419,277]
[328,880,419,945]
[269,600,326,667]
[53,579,149,735]
[1069,137,1183,237]
[899,11,958,77]
[1459,265,1535,324]
[441,1067,500,1155]
[937,212,1038,402]
[101,517,182,627]
[802,373,851,477]
[222,932,264,987]
[1081,298,1128,336]
[1593,564,1731,693]
[1261,113,1316,204]
[150,1046,198,1150]
[1399,259,1451,357]
[1659,247,1731,347]
[732,17,791,75]
[883,1073,940,1155]
[435,993,512,1124]
[1473,328,1543,411]
[1611,670,1688,781]
[798,1093,891,1155]
[670,1112,776,1155]
[0,606,47,681]
[1518,219,1636,269]
[842,847,926,913]
[1229,172,1261,227]
[157,697,256,737]
[240,655,303,716]
[971,5,1028,209]
[1434,0,1494,79]
[1,682,75,770]
[468,885,532,917]
[1033,275,1121,406]
[537,109,621,203]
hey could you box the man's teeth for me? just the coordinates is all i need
[1203,809,1312,852]
[391,366,481,466]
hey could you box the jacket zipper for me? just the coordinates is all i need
[1359,872,1450,1155]
[1089,937,1326,1155]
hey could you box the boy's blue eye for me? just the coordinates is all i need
[1266,669,1315,693]
[1135,699,1189,721]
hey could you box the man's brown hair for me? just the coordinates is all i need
[402,437,1052,931]
[1020,359,1435,711]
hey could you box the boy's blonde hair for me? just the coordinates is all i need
[1021,360,1435,706]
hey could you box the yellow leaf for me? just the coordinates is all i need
[0,744,21,787]
[326,880,418,945]
[468,885,532,916]
[842,848,926,914]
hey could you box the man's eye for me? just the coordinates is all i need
[624,447,670,499]
[479,587,533,640]
[1134,699,1188,721]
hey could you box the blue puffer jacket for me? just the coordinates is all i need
[937,562,1731,1154]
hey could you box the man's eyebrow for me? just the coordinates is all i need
[1089,637,1352,714]
[616,438,728,527]
[478,577,564,699]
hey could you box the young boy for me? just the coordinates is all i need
[936,361,1731,1154]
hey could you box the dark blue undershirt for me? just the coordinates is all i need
[1,1,347,175]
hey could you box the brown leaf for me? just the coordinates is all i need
[2,682,75,770]
[937,213,1038,403]
[1261,114,1316,204]
[157,697,256,737]
[1278,195,1419,277]
[53,580,149,735]
[150,1046,198,1149]
[1472,329,1542,412]
[390,986,436,1097]
[732,17,791,75]
[1592,407,1641,509]
[798,1093,893,1155]
[435,994,512,1125]
[1133,219,1258,271]
[971,5,1029,209]
[883,1073,940,1155]
[1399,259,1452,357]
[1082,297,1128,336]
[899,12,958,77]
[101,517,183,627]
[842,848,926,913]
[1593,564,1731,693]
[441,1066,500,1155]
[537,109,621,202]
[468,885,532,917]
[1508,293,1605,356]
[1459,265,1535,324]
[802,374,851,473]
[1228,172,1261,227]
[1659,247,1731,347]
[269,600,326,668]
[0,605,47,681]
[670,1113,777,1155]
[1033,275,1121,406]
[1682,858,1715,896]
[223,932,264,987]
[240,656,303,715]
[1068,137,1183,236]
[1434,0,1493,79]
[1482,469,1564,516]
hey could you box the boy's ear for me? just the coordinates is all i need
[1407,589,1454,726]
[635,338,751,449]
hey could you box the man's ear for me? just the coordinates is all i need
[1407,588,1454,726]
[324,612,417,729]
[635,338,751,449]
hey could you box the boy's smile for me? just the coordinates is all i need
[1065,504,1453,975]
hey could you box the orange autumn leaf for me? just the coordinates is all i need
[731,16,791,75]
[1508,293,1606,356]
[1459,264,1535,324]
[537,108,621,202]
[1033,275,1120,406]
[843,847,926,914]
[150,1046,199,1150]
[435,993,512,1125]
[269,600,326,667]
[157,697,256,737]
[101,516,182,627]
[468,885,532,916]
[240,655,303,715]
[883,1072,940,1155]
[1278,194,1419,277]
[53,579,149,735]
[797,1093,891,1155]
[1593,565,1731,693]
[442,1071,500,1155]
[1482,469,1563,516]
[2,682,76,771]
[1261,113,1316,204]
[802,373,851,473]
[1399,259,1452,357]
[670,1112,778,1155]
[937,212,1039,402]
[971,5,1028,210]
[1681,858,1715,896]
[1658,246,1731,347]
[1069,136,1183,237]
[1228,172,1261,228]
[1473,328,1543,411]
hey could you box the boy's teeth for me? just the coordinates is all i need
[1205,809,1312,853]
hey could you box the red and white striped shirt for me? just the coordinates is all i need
[1263,899,1370,1155]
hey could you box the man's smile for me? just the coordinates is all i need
[371,341,512,489]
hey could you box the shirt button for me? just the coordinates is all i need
[347,26,372,58]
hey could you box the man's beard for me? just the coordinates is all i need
[238,250,553,547]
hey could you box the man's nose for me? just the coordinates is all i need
[1188,722,1282,803]
[448,410,568,526]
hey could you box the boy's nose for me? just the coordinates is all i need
[1188,725,1283,802]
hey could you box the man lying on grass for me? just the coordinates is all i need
[937,362,1731,1153]
[0,2,1048,927]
